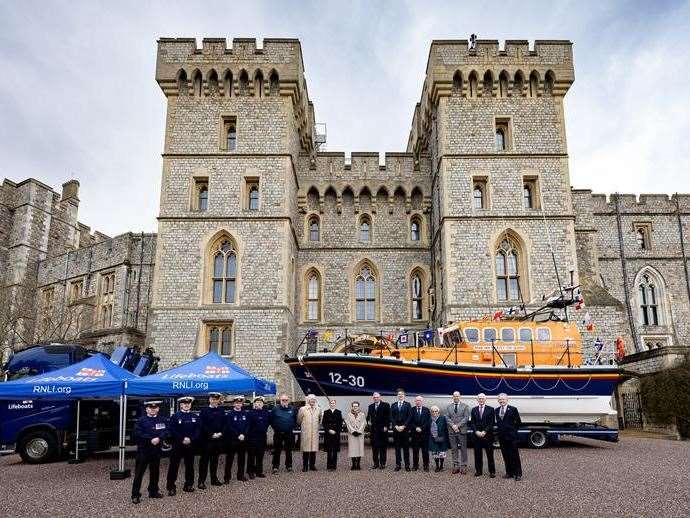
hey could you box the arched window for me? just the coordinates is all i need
[239,70,249,96]
[208,324,233,356]
[223,70,233,97]
[636,228,647,249]
[529,71,539,98]
[496,238,521,301]
[309,216,320,241]
[207,69,219,95]
[269,70,280,96]
[495,128,506,151]
[473,185,484,209]
[411,273,423,320]
[193,70,202,97]
[469,72,478,98]
[306,272,321,321]
[248,186,259,210]
[638,273,659,326]
[211,239,237,303]
[355,265,376,321]
[410,217,421,241]
[483,70,493,97]
[499,71,509,98]
[198,184,208,211]
[226,123,237,151]
[177,69,188,96]
[544,70,555,95]
[513,71,524,97]
[254,70,264,98]
[360,215,371,242]
[452,71,462,95]
[523,184,533,209]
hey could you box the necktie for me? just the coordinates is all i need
[500,406,505,418]
[399,402,402,410]
[418,408,421,415]
[454,403,458,414]
[375,403,379,410]
[479,406,483,418]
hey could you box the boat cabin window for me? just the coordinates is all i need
[443,329,462,346]
[483,328,497,342]
[501,328,515,342]
[501,353,517,368]
[519,328,533,342]
[464,328,480,343]
[536,327,551,342]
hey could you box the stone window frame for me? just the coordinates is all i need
[472,176,490,210]
[202,231,242,307]
[306,213,320,242]
[634,266,668,327]
[303,267,323,323]
[640,335,671,350]
[191,176,209,212]
[219,115,238,152]
[409,213,423,244]
[241,174,261,211]
[633,222,652,251]
[522,174,541,210]
[40,287,56,332]
[408,266,429,322]
[492,230,530,303]
[201,320,235,358]
[68,278,85,305]
[494,117,513,152]
[351,259,380,323]
[97,271,116,329]
[359,214,372,243]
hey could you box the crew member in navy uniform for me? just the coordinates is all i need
[495,393,523,481]
[198,392,226,489]
[270,393,297,474]
[224,395,249,483]
[390,388,413,471]
[366,392,390,469]
[166,396,200,495]
[410,395,431,471]
[247,395,271,478]
[470,393,496,478]
[131,400,167,504]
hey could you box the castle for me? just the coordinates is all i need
[2,37,688,424]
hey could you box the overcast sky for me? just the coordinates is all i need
[1,0,688,236]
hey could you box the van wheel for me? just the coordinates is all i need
[528,430,548,449]
[19,430,58,464]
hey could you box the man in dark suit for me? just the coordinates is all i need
[390,388,412,471]
[366,392,391,469]
[470,392,496,478]
[495,393,523,481]
[409,395,431,471]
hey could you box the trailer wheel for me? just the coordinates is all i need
[18,430,58,464]
[528,430,548,449]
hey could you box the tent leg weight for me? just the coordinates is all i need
[110,468,131,480]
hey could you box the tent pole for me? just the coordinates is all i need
[68,400,83,464]
[109,393,130,480]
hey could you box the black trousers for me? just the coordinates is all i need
[393,429,410,468]
[370,430,388,467]
[411,431,430,468]
[499,437,523,477]
[166,444,195,490]
[473,436,496,475]
[247,442,266,475]
[198,438,224,483]
[224,439,246,480]
[272,431,294,469]
[131,449,161,498]
[302,451,316,469]
[325,448,339,469]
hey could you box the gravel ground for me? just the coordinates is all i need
[1,437,688,518]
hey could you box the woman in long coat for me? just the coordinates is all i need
[297,394,322,471]
[321,399,343,471]
[428,405,450,472]
[344,401,366,470]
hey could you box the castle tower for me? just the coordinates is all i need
[407,40,578,327]
[149,38,314,386]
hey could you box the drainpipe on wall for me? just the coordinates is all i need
[614,194,641,353]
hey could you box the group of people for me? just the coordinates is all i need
[130,389,524,504]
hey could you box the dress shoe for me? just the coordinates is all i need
[272,468,279,474]
[256,473,266,478]
[237,476,247,481]
[211,480,223,486]
[423,466,429,472]
[394,466,401,472]
[452,468,460,474]
[434,466,440,473]
[223,478,230,485]
[248,473,256,480]
[515,475,522,481]
[131,496,141,505]
[405,466,411,472]
[197,483,207,490]
[309,466,317,471]
[371,465,379,470]
[183,486,195,493]
[474,472,482,477]
[302,467,309,472]
[412,466,419,471]
[286,467,293,472]
[503,474,513,479]
[167,488,176,496]
[149,492,164,499]
[379,465,386,470]
[489,473,496,478]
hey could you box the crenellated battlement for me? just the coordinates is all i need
[583,192,690,214]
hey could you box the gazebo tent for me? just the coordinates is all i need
[125,351,276,397]
[0,353,136,470]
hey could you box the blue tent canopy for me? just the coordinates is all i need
[124,351,276,397]
[0,354,136,400]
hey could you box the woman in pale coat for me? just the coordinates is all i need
[297,394,322,472]
[344,401,366,470]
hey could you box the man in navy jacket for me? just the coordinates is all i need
[224,396,249,482]
[409,395,431,471]
[470,392,496,477]
[390,388,413,471]
[166,396,201,495]
[495,393,523,481]
[198,392,226,489]
[270,393,297,473]
[247,396,271,478]
[131,400,167,504]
